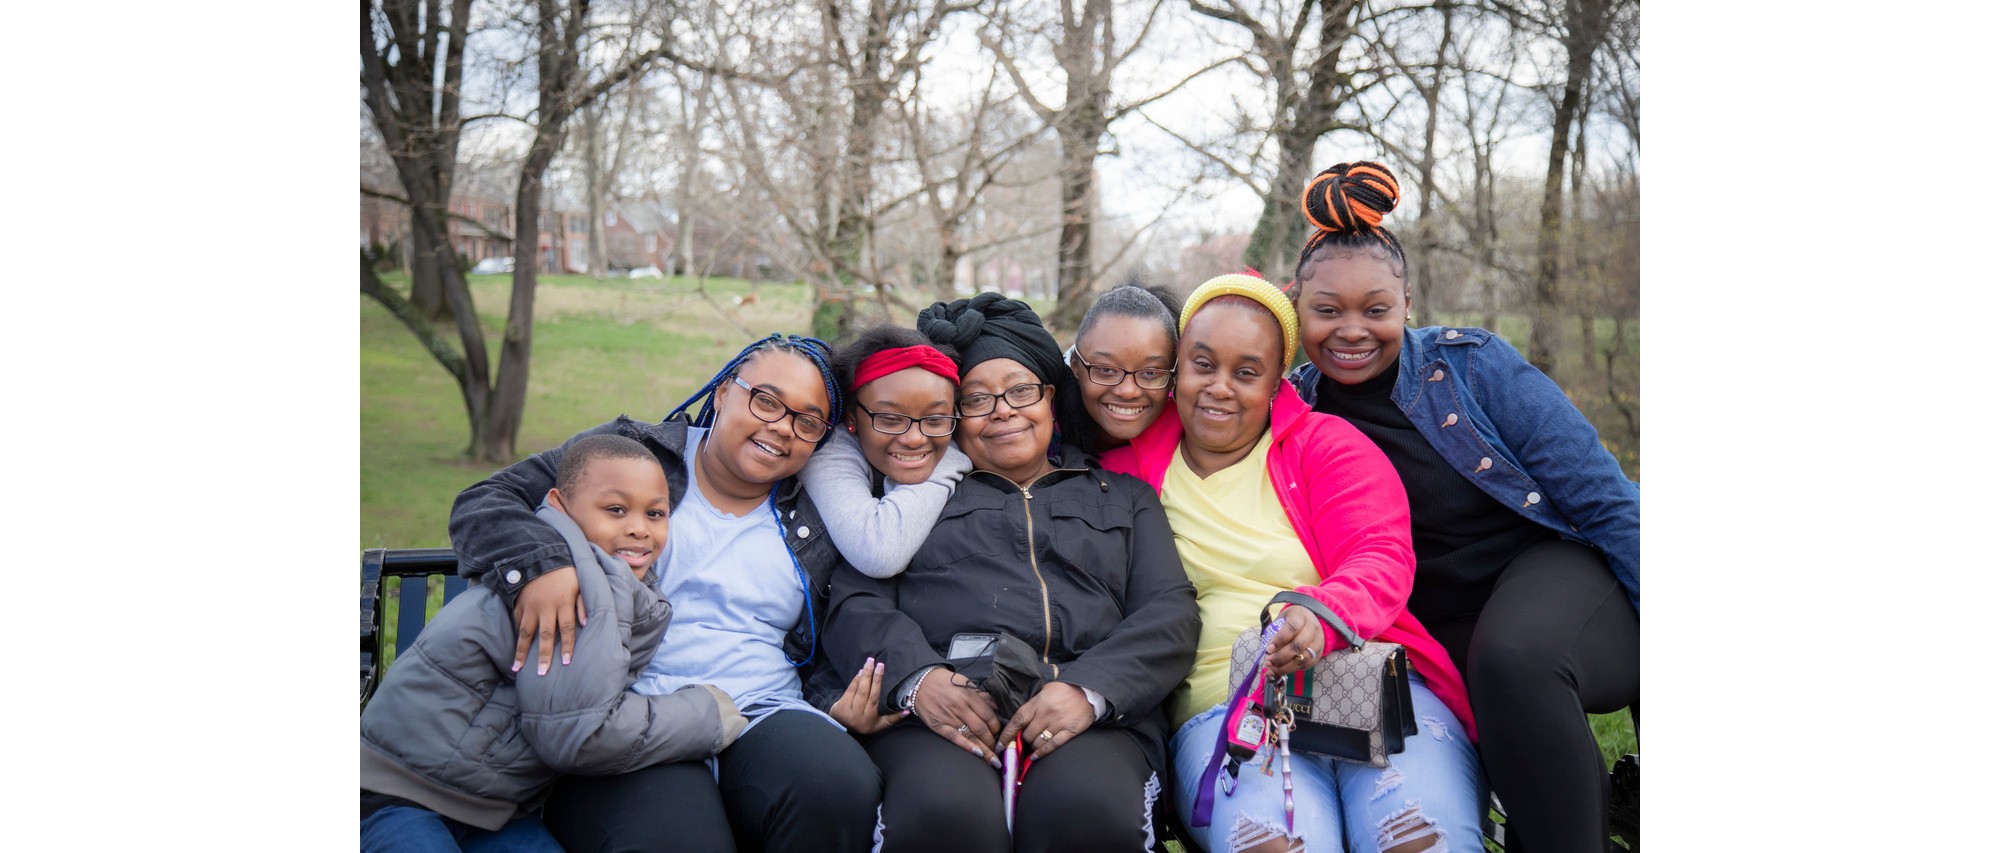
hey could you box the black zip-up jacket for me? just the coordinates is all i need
[448,415,847,676]
[821,443,1199,771]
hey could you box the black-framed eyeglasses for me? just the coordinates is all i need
[957,382,1049,418]
[855,404,960,437]
[730,376,830,441]
[1066,346,1174,390]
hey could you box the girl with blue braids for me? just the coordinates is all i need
[447,333,882,853]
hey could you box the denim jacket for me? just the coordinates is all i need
[1290,326,1640,611]
[447,415,848,671]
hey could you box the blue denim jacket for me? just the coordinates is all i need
[1290,326,1639,611]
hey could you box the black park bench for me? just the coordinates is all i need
[360,547,1636,851]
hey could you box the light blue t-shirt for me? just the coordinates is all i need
[630,429,831,729]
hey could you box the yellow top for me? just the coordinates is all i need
[1159,431,1319,727]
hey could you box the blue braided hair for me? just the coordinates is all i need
[668,332,844,441]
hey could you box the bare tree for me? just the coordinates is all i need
[1525,0,1612,370]
[891,64,1044,300]
[708,0,979,337]
[360,0,474,324]
[364,0,673,463]
[1185,0,1371,279]
[476,0,674,462]
[984,0,1137,327]
[578,79,645,277]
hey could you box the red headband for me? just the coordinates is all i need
[853,345,960,390]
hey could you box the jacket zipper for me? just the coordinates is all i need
[1021,485,1053,663]
[973,466,1086,666]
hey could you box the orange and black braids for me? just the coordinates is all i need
[1296,161,1407,281]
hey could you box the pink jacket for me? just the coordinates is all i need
[1101,381,1476,739]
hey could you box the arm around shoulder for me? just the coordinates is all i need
[449,419,628,598]
[799,430,971,578]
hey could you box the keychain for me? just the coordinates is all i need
[1272,675,1298,834]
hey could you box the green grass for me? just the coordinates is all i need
[362,274,1636,770]
[361,271,820,549]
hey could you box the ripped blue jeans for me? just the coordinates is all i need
[1170,676,1485,852]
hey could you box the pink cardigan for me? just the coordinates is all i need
[1101,381,1476,739]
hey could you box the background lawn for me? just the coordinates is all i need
[361,272,1637,778]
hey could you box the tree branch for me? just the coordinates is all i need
[360,251,470,385]
[361,184,516,242]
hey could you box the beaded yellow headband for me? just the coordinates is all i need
[1178,273,1299,367]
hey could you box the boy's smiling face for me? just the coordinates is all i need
[549,455,673,577]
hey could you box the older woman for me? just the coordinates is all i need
[822,293,1200,853]
[1102,275,1482,853]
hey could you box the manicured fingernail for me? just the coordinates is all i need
[989,757,1004,770]
[512,661,522,673]
[865,656,875,667]
[968,745,983,757]
[901,709,911,717]
[875,662,886,673]
[537,662,548,675]
[562,653,571,665]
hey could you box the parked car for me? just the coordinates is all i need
[470,256,514,275]
[627,265,665,279]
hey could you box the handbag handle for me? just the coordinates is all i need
[1260,590,1364,651]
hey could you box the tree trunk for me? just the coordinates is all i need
[1240,0,1358,282]
[1248,121,1318,280]
[1410,2,1452,324]
[1529,0,1609,371]
[409,221,450,320]
[476,0,578,464]
[1048,116,1099,330]
[936,231,963,302]
[584,105,609,278]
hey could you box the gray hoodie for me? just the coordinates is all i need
[359,503,747,830]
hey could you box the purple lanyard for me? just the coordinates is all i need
[1190,660,1270,828]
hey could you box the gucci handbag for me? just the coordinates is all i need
[1224,590,1417,767]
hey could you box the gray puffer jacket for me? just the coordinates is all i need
[360,503,747,830]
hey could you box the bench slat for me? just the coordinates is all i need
[442,574,469,605]
[395,575,430,658]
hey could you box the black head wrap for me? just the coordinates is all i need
[918,292,1099,455]
[916,292,1066,384]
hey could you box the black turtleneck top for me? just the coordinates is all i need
[1313,369,1551,625]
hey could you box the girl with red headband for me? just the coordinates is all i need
[804,326,976,736]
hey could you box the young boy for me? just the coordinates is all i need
[360,434,746,852]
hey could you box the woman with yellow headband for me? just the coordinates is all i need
[1103,274,1482,853]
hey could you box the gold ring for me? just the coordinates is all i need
[1039,729,1055,741]
[1294,651,1307,662]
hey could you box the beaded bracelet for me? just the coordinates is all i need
[901,665,939,714]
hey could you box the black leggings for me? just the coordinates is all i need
[1424,539,1639,853]
[538,709,881,853]
[866,722,1160,853]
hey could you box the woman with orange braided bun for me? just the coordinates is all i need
[1288,161,1639,853]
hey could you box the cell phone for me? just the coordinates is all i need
[948,633,1001,661]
